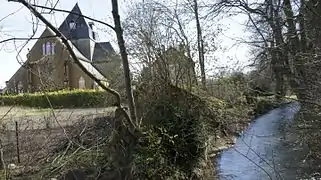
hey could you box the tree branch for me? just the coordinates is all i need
[0,36,58,44]
[8,0,137,130]
[30,4,115,31]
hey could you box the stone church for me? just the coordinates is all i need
[5,3,120,93]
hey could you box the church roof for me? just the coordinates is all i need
[58,3,93,40]
[92,42,115,62]
[57,3,117,68]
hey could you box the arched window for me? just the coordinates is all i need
[42,42,55,55]
[46,42,51,55]
[17,81,23,94]
[78,76,85,89]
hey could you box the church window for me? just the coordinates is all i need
[42,42,55,55]
[17,81,23,94]
[78,76,85,89]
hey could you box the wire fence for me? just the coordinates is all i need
[0,107,115,172]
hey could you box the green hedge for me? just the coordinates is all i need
[0,89,116,108]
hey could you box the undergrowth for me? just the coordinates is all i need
[1,83,261,180]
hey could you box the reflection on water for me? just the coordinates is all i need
[217,102,304,180]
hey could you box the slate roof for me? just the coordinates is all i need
[57,3,117,71]
[92,42,115,62]
[67,40,106,80]
[58,3,93,40]
[54,3,117,80]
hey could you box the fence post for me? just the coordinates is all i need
[15,121,20,164]
[0,139,5,170]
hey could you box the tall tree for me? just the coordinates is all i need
[215,0,321,174]
[191,0,206,89]
[112,0,137,124]
[124,0,199,88]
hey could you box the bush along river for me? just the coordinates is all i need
[216,102,311,180]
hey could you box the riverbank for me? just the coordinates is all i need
[210,98,297,179]
[207,106,252,179]
[217,101,302,179]
[0,91,290,179]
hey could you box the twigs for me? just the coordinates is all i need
[8,0,138,132]
[0,36,58,44]
[30,4,115,31]
[8,0,121,103]
[6,0,139,179]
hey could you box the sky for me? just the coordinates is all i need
[0,0,251,88]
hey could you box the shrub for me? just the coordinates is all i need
[134,82,212,178]
[0,89,115,108]
[135,127,187,179]
[253,97,279,117]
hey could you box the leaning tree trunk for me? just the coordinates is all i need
[174,10,198,88]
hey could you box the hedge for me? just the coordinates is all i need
[0,89,116,109]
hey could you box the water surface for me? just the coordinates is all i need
[217,102,304,180]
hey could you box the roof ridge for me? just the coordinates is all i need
[58,3,84,30]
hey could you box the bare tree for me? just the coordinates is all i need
[111,0,137,124]
[213,0,321,175]
[124,0,199,88]
[124,0,222,90]
[191,0,206,90]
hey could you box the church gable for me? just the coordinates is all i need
[27,28,58,63]
[58,3,92,40]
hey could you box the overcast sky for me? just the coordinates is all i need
[0,0,251,88]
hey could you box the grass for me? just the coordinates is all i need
[0,106,51,118]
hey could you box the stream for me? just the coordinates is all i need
[217,102,308,180]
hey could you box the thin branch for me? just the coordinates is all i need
[30,4,115,31]
[9,0,136,131]
[0,6,23,23]
[0,36,58,44]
